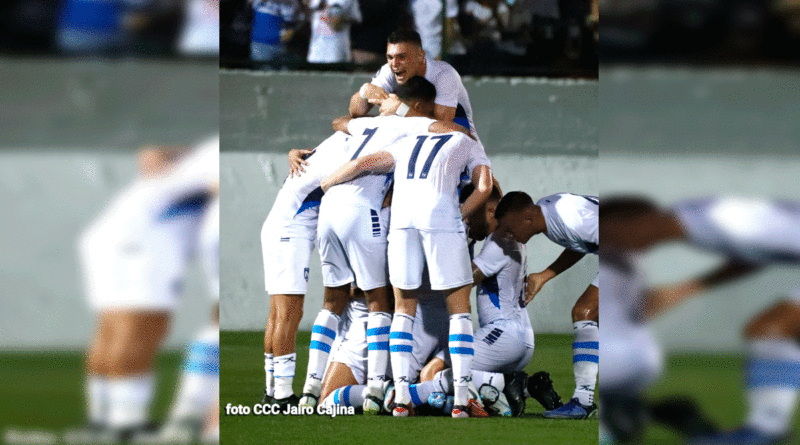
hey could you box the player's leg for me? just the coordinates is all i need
[104,310,171,434]
[262,299,277,403]
[362,285,393,413]
[420,355,447,382]
[268,294,304,403]
[546,281,599,418]
[85,314,115,429]
[319,362,363,409]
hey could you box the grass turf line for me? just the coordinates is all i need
[220,331,599,445]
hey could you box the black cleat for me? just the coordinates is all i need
[260,390,275,405]
[503,371,528,417]
[649,396,719,437]
[527,371,563,411]
[274,394,300,409]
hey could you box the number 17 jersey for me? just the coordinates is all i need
[387,131,490,232]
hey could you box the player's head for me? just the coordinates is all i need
[600,196,685,251]
[395,76,437,117]
[460,183,503,241]
[386,29,426,84]
[494,191,545,244]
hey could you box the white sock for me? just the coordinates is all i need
[303,310,339,397]
[86,375,109,426]
[264,353,274,397]
[366,312,392,397]
[321,385,367,409]
[409,369,452,407]
[273,353,297,400]
[744,339,800,435]
[389,313,415,405]
[169,325,219,423]
[572,320,599,406]
[107,374,155,430]
[449,313,474,407]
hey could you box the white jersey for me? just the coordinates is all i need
[323,116,433,210]
[537,193,599,255]
[264,132,349,239]
[387,131,490,232]
[473,234,533,332]
[672,197,800,265]
[307,0,361,63]
[371,59,478,138]
[176,0,219,56]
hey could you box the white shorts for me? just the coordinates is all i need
[80,213,199,312]
[388,229,472,291]
[318,206,389,291]
[472,320,535,373]
[261,218,314,295]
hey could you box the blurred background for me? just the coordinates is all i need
[219,0,599,77]
[0,0,219,436]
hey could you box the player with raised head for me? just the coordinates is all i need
[600,196,800,445]
[494,191,599,419]
[321,76,493,418]
[260,131,351,407]
[78,136,218,440]
[299,76,472,414]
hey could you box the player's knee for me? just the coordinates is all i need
[571,303,596,322]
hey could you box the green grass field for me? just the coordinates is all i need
[642,354,800,443]
[220,331,598,445]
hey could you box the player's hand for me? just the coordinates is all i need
[378,94,402,115]
[288,148,313,177]
[361,84,389,104]
[524,270,555,305]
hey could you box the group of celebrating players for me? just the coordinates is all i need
[258,28,600,419]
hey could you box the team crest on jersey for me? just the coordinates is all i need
[304,268,309,282]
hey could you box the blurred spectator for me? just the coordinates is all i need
[350,0,413,67]
[249,0,301,65]
[411,0,459,60]
[177,0,220,57]
[55,0,145,54]
[307,0,362,64]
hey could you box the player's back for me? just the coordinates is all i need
[323,115,432,210]
[537,193,599,254]
[672,196,800,264]
[266,132,349,235]
[389,130,485,232]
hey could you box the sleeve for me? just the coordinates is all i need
[466,138,491,173]
[432,65,461,109]
[370,64,395,92]
[473,238,507,278]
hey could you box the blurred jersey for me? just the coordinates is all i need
[177,0,220,56]
[537,193,599,255]
[307,0,362,63]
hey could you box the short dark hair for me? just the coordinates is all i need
[459,183,502,204]
[494,191,534,221]
[387,28,423,47]
[600,197,660,223]
[396,76,436,105]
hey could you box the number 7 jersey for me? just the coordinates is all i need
[387,131,490,232]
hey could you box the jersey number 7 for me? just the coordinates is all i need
[407,134,453,179]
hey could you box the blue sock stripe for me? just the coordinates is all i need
[185,361,219,374]
[573,354,599,363]
[390,331,413,341]
[312,325,337,339]
[449,347,474,355]
[573,341,599,349]
[309,340,332,353]
[746,359,800,388]
[390,345,413,353]
[367,326,391,336]
[342,385,352,407]
[333,388,341,405]
[449,334,473,343]
[368,341,389,351]
[409,384,423,406]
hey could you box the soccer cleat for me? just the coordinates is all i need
[543,397,597,419]
[393,403,415,417]
[466,398,489,417]
[260,390,275,405]
[363,394,383,415]
[383,382,396,413]
[527,371,563,411]
[298,392,319,409]
[451,405,470,418]
[648,396,718,437]
[479,384,512,417]
[688,427,791,445]
[274,394,301,409]
[503,371,528,417]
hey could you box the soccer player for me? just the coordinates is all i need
[300,76,472,413]
[494,191,599,419]
[78,136,218,439]
[600,196,800,444]
[320,80,493,418]
[260,131,350,406]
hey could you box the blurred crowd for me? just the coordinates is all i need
[220,0,599,77]
[0,0,218,58]
[601,0,800,62]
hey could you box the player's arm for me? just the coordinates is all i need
[471,261,487,285]
[433,104,456,123]
[349,83,389,117]
[428,120,473,139]
[461,164,492,220]
[525,249,586,305]
[287,147,315,177]
[332,115,353,133]
[641,260,761,320]
[320,151,395,192]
